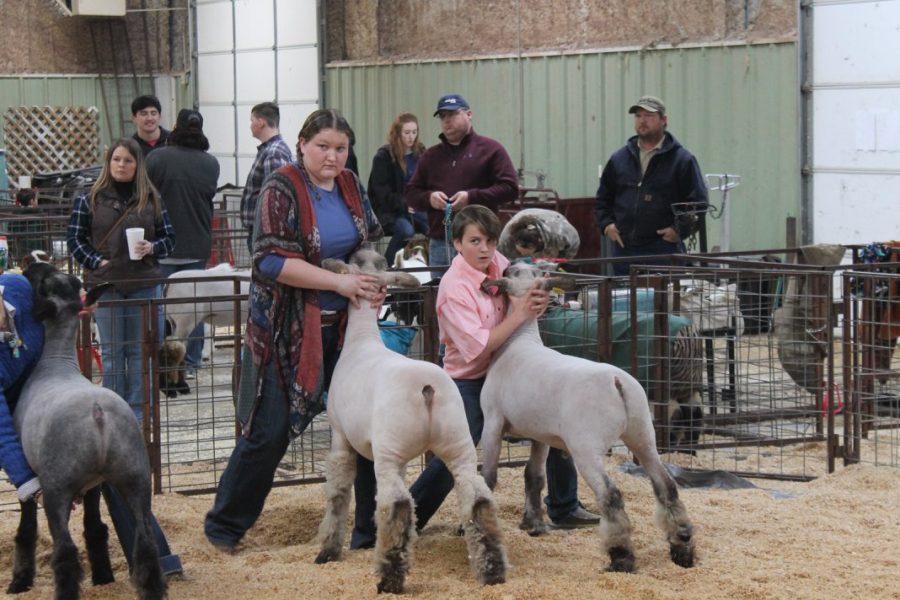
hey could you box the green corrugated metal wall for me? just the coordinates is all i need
[0,74,192,157]
[327,42,799,252]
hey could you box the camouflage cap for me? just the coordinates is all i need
[628,95,666,115]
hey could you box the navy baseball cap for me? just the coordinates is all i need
[433,94,470,116]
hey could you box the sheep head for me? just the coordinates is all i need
[322,247,421,289]
[481,260,577,297]
[23,262,85,321]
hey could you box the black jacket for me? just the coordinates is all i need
[132,128,170,157]
[146,145,219,260]
[595,132,707,247]
[367,145,408,230]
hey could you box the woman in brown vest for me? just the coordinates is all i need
[68,137,175,419]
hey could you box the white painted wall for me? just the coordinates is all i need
[195,0,319,188]
[811,0,900,244]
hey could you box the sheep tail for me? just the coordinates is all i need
[92,402,105,430]
[613,377,629,419]
[421,385,434,412]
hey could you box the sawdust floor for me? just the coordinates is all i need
[0,454,897,600]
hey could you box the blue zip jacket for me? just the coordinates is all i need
[595,132,708,248]
[0,273,43,487]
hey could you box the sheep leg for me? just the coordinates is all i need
[479,412,504,491]
[42,492,83,600]
[315,437,357,564]
[373,461,414,595]
[82,486,114,585]
[632,445,695,568]
[7,500,38,594]
[116,482,167,600]
[520,441,549,536]
[446,465,507,586]
[569,448,636,573]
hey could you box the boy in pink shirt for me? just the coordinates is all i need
[409,205,600,530]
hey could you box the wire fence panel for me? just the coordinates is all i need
[843,268,900,468]
[2,224,898,508]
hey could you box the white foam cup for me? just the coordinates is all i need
[125,228,144,260]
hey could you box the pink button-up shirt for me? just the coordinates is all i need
[437,251,509,379]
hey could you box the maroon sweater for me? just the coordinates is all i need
[406,130,518,240]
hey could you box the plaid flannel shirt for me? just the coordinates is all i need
[240,134,294,232]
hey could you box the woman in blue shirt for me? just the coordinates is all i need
[205,109,384,552]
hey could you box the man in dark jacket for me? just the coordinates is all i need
[406,93,519,276]
[131,95,170,156]
[146,109,220,373]
[595,95,708,275]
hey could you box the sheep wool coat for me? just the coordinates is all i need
[239,164,382,438]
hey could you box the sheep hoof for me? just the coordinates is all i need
[518,519,547,537]
[7,576,34,594]
[314,548,339,564]
[669,542,695,568]
[376,574,404,595]
[606,547,636,573]
[91,569,115,586]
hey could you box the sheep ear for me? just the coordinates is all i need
[321,258,350,274]
[480,277,509,295]
[381,272,421,289]
[543,274,577,291]
[84,282,115,307]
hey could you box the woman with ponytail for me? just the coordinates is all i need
[205,108,383,552]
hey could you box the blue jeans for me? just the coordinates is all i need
[611,238,685,276]
[159,261,208,370]
[427,237,455,281]
[384,212,429,265]
[94,285,161,422]
[204,323,342,547]
[407,378,580,530]
[101,483,182,576]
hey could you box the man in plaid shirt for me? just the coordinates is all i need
[239,102,294,251]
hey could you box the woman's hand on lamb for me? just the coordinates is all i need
[527,283,551,317]
[337,273,383,308]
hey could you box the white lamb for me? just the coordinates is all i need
[480,260,696,573]
[315,248,506,594]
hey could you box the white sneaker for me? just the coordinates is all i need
[17,477,41,503]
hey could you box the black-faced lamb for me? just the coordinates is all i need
[315,248,506,594]
[479,260,695,573]
[10,262,166,600]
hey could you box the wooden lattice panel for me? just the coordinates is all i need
[3,106,101,182]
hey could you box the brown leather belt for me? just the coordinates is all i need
[320,311,343,327]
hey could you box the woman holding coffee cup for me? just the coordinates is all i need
[67,137,175,421]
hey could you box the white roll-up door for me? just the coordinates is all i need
[808,0,900,244]
[195,0,319,188]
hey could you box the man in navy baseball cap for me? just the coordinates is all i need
[433,93,470,116]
